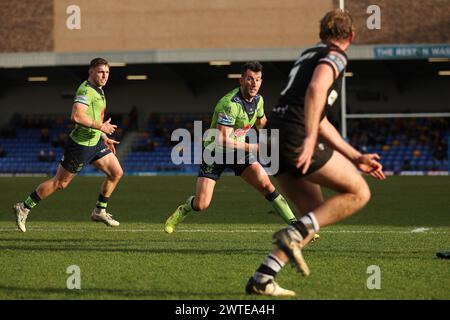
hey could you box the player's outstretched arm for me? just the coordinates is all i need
[101,133,120,154]
[255,115,267,129]
[319,117,385,180]
[319,116,361,160]
[353,154,386,180]
[217,124,258,153]
[71,103,117,134]
[296,64,334,173]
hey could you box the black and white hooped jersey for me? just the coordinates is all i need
[270,42,348,126]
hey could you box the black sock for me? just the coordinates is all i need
[253,254,285,283]
[24,191,41,210]
[264,190,279,202]
[291,221,310,239]
[96,194,109,210]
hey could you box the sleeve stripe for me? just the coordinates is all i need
[74,100,89,106]
[217,122,235,127]
[330,51,347,64]
[74,95,90,106]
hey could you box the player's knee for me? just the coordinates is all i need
[355,182,371,208]
[115,168,124,180]
[110,168,123,181]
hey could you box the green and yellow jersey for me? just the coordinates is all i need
[205,87,264,151]
[70,80,106,146]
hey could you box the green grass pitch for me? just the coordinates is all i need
[0,176,449,300]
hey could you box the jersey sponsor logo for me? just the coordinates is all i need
[234,124,251,137]
[203,164,215,174]
[272,105,289,117]
[239,112,248,120]
[75,95,89,105]
[328,90,338,106]
[218,112,234,126]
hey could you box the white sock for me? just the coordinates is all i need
[253,253,286,283]
[299,212,320,233]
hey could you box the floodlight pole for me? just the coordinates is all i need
[339,0,348,139]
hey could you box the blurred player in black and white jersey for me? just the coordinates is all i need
[246,9,386,296]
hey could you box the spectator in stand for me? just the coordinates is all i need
[40,128,50,143]
[48,150,55,162]
[154,125,165,138]
[401,159,412,171]
[432,139,447,161]
[134,136,158,152]
[0,146,7,157]
[128,106,139,131]
[52,133,68,148]
[38,149,47,162]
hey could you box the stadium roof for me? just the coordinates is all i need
[1,44,449,68]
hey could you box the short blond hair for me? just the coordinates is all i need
[319,9,355,42]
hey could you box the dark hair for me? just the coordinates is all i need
[89,57,109,69]
[319,9,354,42]
[241,61,263,75]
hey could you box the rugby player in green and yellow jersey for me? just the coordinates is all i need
[13,58,123,232]
[164,62,298,234]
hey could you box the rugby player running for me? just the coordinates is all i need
[245,9,386,296]
[13,58,123,232]
[164,62,298,233]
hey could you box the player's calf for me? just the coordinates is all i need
[272,228,310,276]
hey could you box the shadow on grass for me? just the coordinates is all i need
[0,285,243,299]
[0,238,252,244]
[0,243,434,260]
[0,244,269,256]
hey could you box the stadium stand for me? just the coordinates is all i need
[122,112,212,174]
[0,113,126,175]
[2,112,447,175]
[348,118,449,173]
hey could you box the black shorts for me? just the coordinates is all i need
[198,150,257,181]
[267,120,334,177]
[60,137,112,173]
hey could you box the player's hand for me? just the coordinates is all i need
[100,118,117,135]
[354,153,386,180]
[296,137,316,174]
[105,138,120,154]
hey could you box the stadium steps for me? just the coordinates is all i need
[116,131,139,162]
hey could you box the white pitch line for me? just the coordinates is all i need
[0,228,447,234]
[411,227,432,233]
